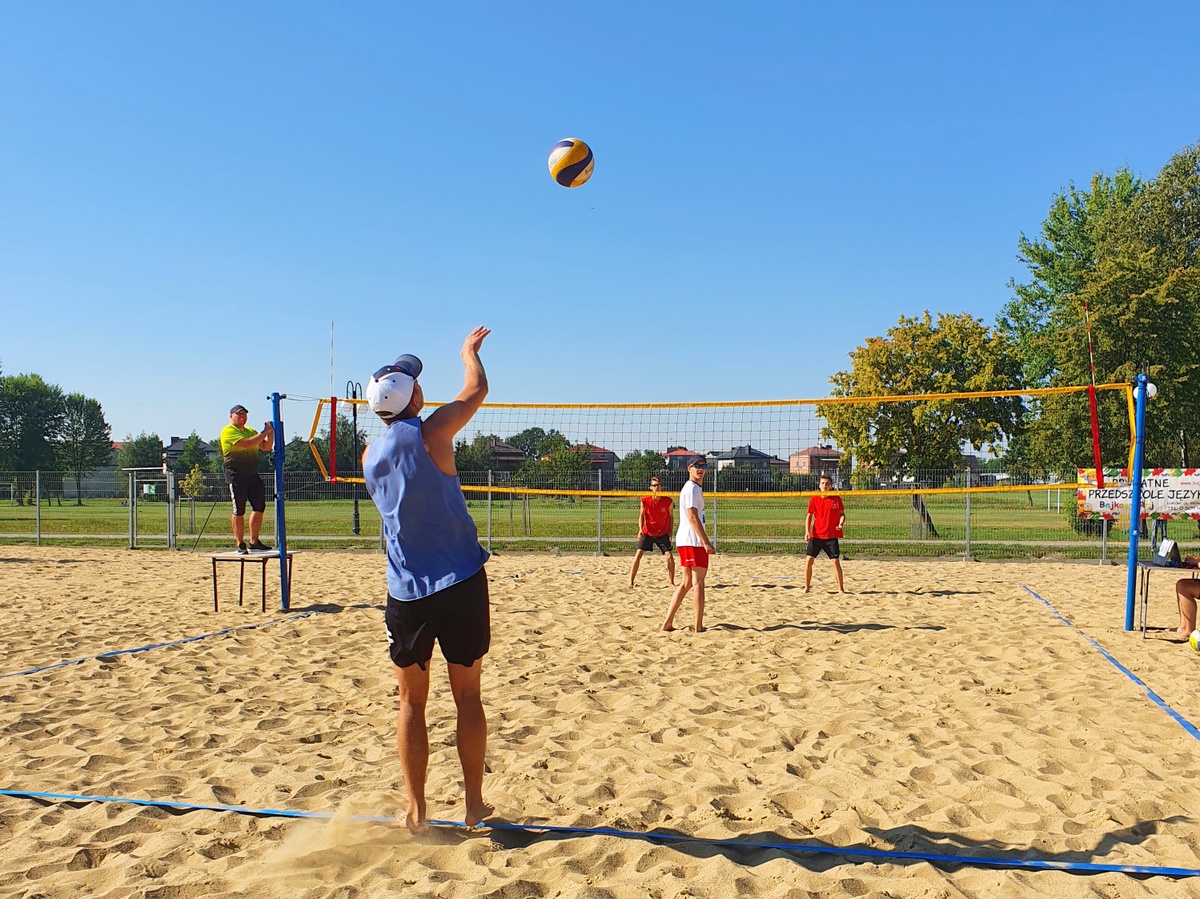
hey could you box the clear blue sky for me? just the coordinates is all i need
[1,1,1196,445]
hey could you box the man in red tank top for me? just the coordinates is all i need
[805,473,846,593]
[629,476,676,587]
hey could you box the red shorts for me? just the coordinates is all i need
[678,546,709,569]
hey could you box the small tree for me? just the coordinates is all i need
[181,464,208,498]
[56,393,112,505]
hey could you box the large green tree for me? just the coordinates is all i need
[617,449,665,487]
[56,393,112,504]
[819,312,1023,539]
[0,373,66,471]
[997,143,1200,473]
[114,432,165,474]
[507,427,568,460]
[819,311,1024,476]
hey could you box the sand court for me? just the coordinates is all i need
[2,548,1200,897]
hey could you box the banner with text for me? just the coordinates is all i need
[1077,468,1200,519]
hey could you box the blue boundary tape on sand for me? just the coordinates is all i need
[1022,585,1200,741]
[1,788,1197,878]
[0,612,315,680]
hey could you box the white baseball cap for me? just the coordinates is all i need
[366,354,423,415]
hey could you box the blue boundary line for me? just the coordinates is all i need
[1021,585,1200,741]
[0,612,315,680]
[1,788,1196,877]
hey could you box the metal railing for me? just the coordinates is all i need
[0,468,1170,561]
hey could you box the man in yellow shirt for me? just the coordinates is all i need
[219,404,274,554]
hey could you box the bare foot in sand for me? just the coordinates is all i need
[402,810,429,834]
[1166,629,1193,643]
[803,586,811,593]
[465,799,494,827]
[661,625,676,632]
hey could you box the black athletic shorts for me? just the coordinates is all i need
[385,566,490,671]
[806,537,841,559]
[637,532,673,553]
[227,475,266,516]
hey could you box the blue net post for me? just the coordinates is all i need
[270,392,290,611]
[1124,374,1149,631]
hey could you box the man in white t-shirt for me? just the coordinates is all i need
[662,457,715,632]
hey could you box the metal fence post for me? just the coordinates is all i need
[35,470,41,546]
[964,491,971,561]
[596,469,603,554]
[486,470,493,552]
[711,468,717,545]
[166,469,177,550]
[128,471,136,549]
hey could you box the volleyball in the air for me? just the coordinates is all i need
[1189,629,1200,652]
[548,138,594,188]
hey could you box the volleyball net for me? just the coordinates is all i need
[306,383,1135,499]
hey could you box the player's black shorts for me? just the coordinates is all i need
[385,567,490,671]
[637,532,673,553]
[227,475,266,516]
[806,537,841,559]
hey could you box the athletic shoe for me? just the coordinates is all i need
[236,542,249,555]
[249,540,272,553]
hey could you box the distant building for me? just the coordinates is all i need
[665,448,698,471]
[790,445,842,477]
[164,435,219,469]
[565,443,619,488]
[485,438,526,472]
[712,444,786,474]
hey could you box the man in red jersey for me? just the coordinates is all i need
[629,476,676,587]
[804,473,845,593]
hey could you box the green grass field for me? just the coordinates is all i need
[0,489,1155,561]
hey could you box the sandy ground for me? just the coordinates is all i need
[1,547,1199,898]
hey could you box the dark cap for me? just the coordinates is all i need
[372,353,423,382]
[230,404,249,415]
[689,457,708,468]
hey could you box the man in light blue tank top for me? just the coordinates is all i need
[362,326,493,833]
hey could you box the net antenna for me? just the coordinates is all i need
[1084,297,1105,489]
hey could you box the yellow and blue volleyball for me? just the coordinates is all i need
[548,138,594,188]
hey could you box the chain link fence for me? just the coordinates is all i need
[1,468,1180,561]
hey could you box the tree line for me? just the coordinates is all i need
[0,365,112,504]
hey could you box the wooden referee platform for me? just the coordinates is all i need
[209,550,296,612]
